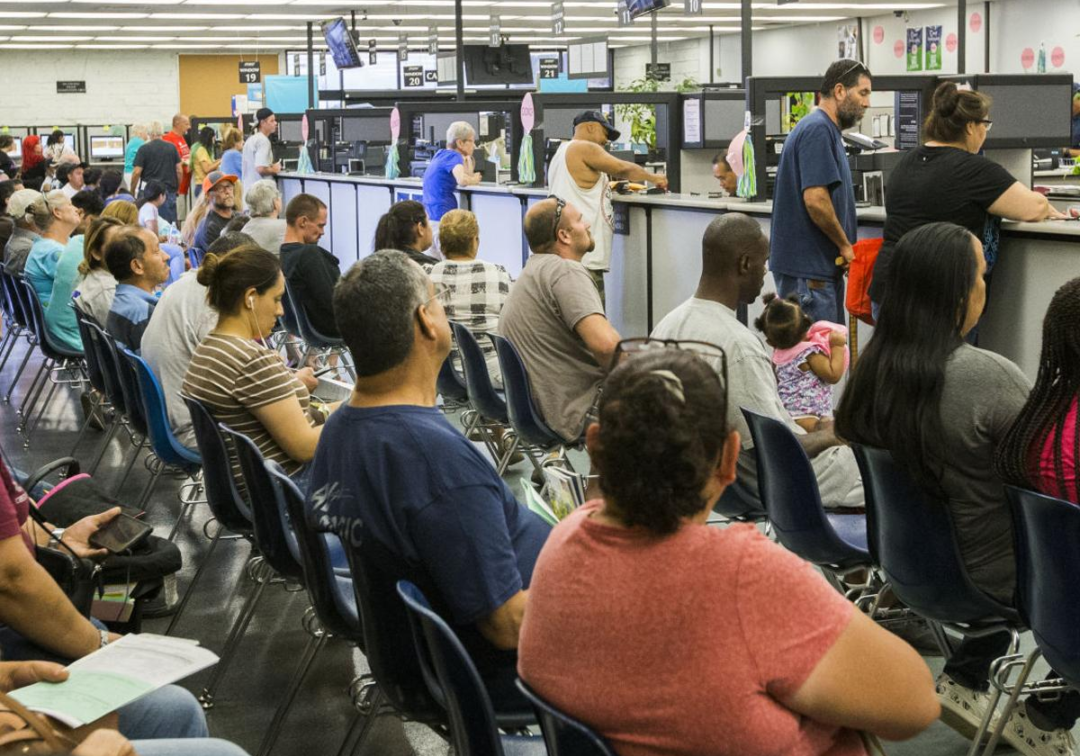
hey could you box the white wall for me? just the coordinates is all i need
[991,0,1078,75]
[0,51,180,126]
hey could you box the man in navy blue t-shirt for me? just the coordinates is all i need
[769,59,871,324]
[306,248,550,682]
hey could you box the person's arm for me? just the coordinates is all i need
[987,181,1065,222]
[129,167,142,193]
[256,139,280,177]
[248,396,324,463]
[451,163,482,186]
[574,141,668,189]
[803,187,854,263]
[575,314,621,371]
[256,163,281,177]
[0,534,107,659]
[805,333,847,385]
[476,589,527,650]
[174,163,183,190]
[799,420,843,457]
[781,608,940,740]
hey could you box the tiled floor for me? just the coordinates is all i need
[0,334,1070,756]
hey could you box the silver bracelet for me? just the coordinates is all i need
[99,629,110,649]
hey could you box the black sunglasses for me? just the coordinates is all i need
[827,59,868,90]
[550,195,566,240]
[608,337,728,392]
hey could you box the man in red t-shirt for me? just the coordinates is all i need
[162,113,192,198]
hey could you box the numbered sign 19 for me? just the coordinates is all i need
[239,61,261,84]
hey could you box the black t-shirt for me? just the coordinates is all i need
[132,139,180,192]
[871,145,1016,302]
[280,242,342,338]
[0,151,14,176]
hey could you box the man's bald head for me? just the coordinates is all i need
[525,198,560,254]
[702,213,766,274]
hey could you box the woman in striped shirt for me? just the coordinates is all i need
[182,244,335,492]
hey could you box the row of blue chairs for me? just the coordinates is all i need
[740,405,1080,756]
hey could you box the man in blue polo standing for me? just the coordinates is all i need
[769,59,872,324]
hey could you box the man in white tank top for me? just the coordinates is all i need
[547,111,668,305]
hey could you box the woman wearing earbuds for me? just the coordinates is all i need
[182,245,334,492]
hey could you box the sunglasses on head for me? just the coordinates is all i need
[827,60,868,90]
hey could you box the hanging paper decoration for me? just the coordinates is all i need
[386,107,402,179]
[517,93,536,184]
[736,111,756,199]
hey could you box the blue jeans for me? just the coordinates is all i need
[774,272,846,325]
[159,191,178,224]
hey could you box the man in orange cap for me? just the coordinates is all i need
[192,170,238,254]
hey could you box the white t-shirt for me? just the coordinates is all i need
[138,202,159,230]
[61,183,78,199]
[242,132,273,189]
[651,296,864,510]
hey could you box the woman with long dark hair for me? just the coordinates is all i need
[190,127,221,197]
[997,278,1080,503]
[373,200,437,268]
[835,222,1079,754]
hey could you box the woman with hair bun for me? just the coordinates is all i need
[873,81,1065,320]
[181,246,334,492]
[520,345,939,756]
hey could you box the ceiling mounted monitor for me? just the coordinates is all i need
[463,44,534,85]
[626,0,670,20]
[321,17,363,69]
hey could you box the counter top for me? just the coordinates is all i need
[280,171,1080,240]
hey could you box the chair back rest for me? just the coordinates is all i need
[21,279,81,359]
[221,426,303,581]
[265,460,361,639]
[87,321,126,416]
[180,395,253,529]
[852,444,1016,624]
[337,532,446,722]
[490,333,563,449]
[515,679,619,756]
[284,280,341,347]
[397,581,503,756]
[124,350,199,468]
[102,332,147,436]
[0,269,24,327]
[437,354,469,404]
[1006,486,1080,687]
[741,408,857,564]
[451,322,506,424]
[712,478,765,520]
[278,281,302,339]
[73,308,106,394]
[188,247,205,270]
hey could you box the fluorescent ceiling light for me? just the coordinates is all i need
[152,42,222,47]
[30,24,121,30]
[0,42,70,47]
[77,43,148,48]
[245,13,336,18]
[150,12,245,18]
[0,24,25,28]
[71,0,175,4]
[185,0,293,4]
[49,11,148,18]
[95,35,173,41]
[11,34,85,40]
[122,25,208,30]
[0,12,46,17]
[213,24,303,30]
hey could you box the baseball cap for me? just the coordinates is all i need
[202,170,238,194]
[573,110,621,142]
[56,161,88,183]
[7,189,41,220]
[256,107,275,124]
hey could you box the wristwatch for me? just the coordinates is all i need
[48,528,65,547]
[99,629,110,649]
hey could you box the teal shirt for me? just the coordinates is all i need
[24,237,66,308]
[44,235,85,352]
[124,137,145,174]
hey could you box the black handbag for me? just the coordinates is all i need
[25,502,101,618]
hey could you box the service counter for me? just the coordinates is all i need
[279,172,1080,381]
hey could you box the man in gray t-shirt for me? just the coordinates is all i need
[499,198,621,442]
[651,213,864,510]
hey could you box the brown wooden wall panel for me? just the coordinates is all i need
[178,54,280,118]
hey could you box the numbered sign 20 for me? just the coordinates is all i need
[403,65,424,87]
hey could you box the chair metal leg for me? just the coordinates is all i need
[256,619,328,756]
[112,441,145,498]
[965,629,1021,756]
[980,647,1042,756]
[168,480,204,542]
[335,688,383,756]
[198,557,270,709]
[88,418,122,475]
[495,434,520,476]
[0,329,17,374]
[16,360,49,422]
[23,378,60,447]
[2,342,35,403]
[165,524,224,636]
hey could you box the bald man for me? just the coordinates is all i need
[163,113,192,201]
[547,111,668,305]
[499,197,620,443]
[650,213,863,510]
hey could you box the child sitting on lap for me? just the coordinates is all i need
[755,292,849,431]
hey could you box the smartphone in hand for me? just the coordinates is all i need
[89,513,153,554]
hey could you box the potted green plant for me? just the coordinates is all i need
[615,75,699,159]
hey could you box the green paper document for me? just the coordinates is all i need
[10,634,218,728]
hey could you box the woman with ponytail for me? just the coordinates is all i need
[872,81,1064,319]
[373,199,437,269]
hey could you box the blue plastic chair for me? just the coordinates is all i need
[0,268,27,375]
[982,485,1080,753]
[853,444,1022,754]
[490,333,574,451]
[741,408,869,571]
[397,581,545,756]
[69,307,113,460]
[515,679,619,756]
[83,320,136,475]
[1,271,37,405]
[121,349,201,510]
[188,246,206,269]
[284,280,344,350]
[451,323,517,472]
[712,478,767,523]
[438,353,469,406]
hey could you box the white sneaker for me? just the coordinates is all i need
[936,673,1000,741]
[999,701,1077,756]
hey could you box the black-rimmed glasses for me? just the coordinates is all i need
[978,119,994,131]
[609,337,728,391]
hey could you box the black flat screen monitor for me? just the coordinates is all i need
[463,44,533,85]
[89,135,124,160]
[627,0,670,19]
[322,18,363,69]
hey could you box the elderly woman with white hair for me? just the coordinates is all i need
[124,123,149,189]
[421,120,483,256]
[241,179,287,255]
